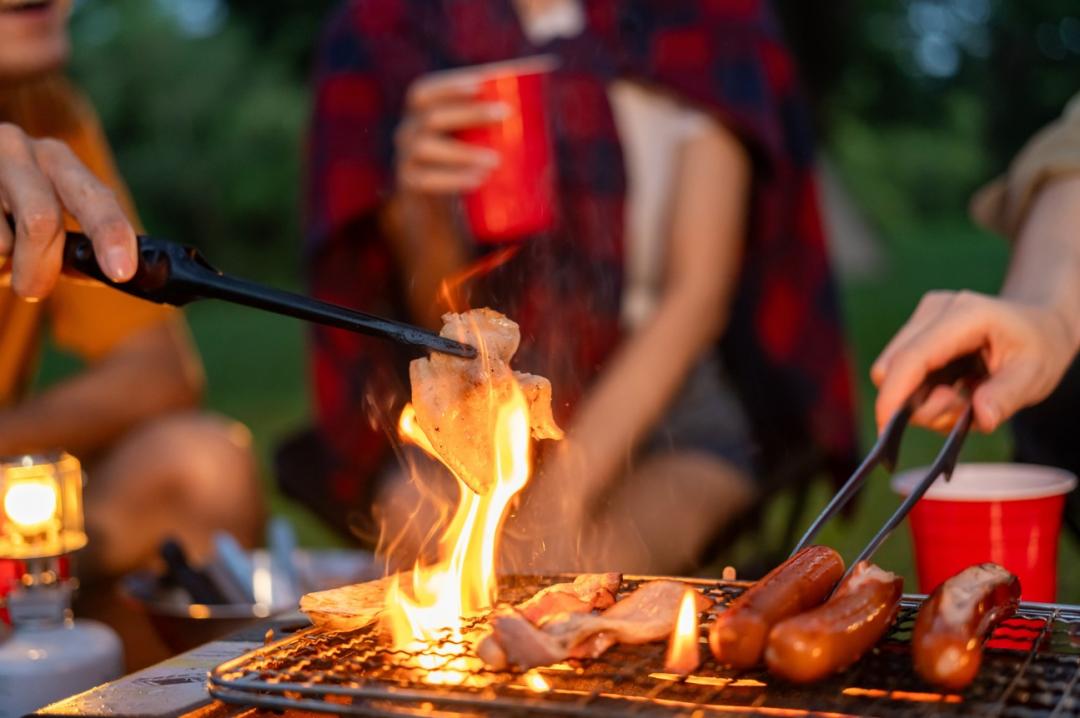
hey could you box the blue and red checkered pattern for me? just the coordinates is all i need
[303,0,859,522]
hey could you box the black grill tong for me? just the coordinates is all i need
[6,218,476,359]
[791,351,988,581]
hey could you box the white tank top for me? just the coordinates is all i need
[517,0,711,329]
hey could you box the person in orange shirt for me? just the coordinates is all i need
[0,0,262,576]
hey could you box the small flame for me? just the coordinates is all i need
[842,687,962,704]
[438,245,521,313]
[664,588,701,675]
[523,671,551,693]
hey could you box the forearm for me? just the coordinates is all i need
[0,321,203,457]
[1001,174,1080,353]
[380,191,467,330]
[564,290,726,499]
[557,112,748,505]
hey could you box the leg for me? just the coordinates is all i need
[82,411,262,578]
[578,451,755,574]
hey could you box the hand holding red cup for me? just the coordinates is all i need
[395,70,507,196]
[396,57,557,243]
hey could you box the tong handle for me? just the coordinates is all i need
[63,229,210,306]
[4,215,476,358]
[843,402,976,579]
[877,350,987,473]
[904,351,987,412]
[790,351,988,557]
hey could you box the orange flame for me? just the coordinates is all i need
[523,670,551,693]
[438,245,521,313]
[384,370,533,683]
[841,687,963,704]
[664,588,701,675]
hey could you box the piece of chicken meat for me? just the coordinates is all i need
[410,309,563,494]
[517,573,622,624]
[482,580,712,669]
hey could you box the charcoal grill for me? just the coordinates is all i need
[208,575,1080,717]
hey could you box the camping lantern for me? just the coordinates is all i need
[0,452,122,716]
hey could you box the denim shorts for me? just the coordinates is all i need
[638,350,755,476]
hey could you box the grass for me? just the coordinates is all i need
[35,217,1080,601]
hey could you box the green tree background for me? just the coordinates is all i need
[49,0,1080,593]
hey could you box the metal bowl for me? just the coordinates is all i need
[120,548,376,652]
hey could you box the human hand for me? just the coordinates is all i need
[0,123,137,299]
[872,290,1079,433]
[394,70,505,195]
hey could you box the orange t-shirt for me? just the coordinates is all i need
[0,76,177,406]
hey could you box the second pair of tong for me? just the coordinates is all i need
[791,352,988,580]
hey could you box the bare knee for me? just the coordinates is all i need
[590,452,757,574]
[94,412,262,540]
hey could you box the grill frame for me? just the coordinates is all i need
[208,575,1080,717]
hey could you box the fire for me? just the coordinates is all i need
[384,369,533,681]
[438,245,521,313]
[664,588,701,675]
[841,687,963,704]
[523,670,551,693]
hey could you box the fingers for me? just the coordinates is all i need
[406,75,483,112]
[873,291,994,431]
[411,134,499,169]
[397,72,510,197]
[909,385,966,430]
[970,361,1040,432]
[419,101,508,134]
[399,164,490,194]
[871,291,950,385]
[33,138,137,282]
[0,123,65,299]
[395,103,506,195]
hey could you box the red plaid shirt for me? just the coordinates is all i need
[303,0,858,524]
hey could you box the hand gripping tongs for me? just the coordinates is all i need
[5,216,476,359]
[791,352,988,581]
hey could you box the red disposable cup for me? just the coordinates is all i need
[451,56,557,242]
[891,463,1076,602]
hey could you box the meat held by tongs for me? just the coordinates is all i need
[410,309,563,494]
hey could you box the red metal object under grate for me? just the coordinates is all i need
[209,575,1080,717]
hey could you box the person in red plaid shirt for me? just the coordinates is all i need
[287,0,858,574]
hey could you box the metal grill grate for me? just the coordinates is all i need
[209,576,1080,717]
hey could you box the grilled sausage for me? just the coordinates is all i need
[764,561,902,683]
[709,545,844,668]
[912,563,1020,690]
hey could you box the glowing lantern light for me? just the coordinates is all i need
[0,453,86,559]
[4,481,58,531]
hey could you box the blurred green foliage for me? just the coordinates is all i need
[69,0,317,276]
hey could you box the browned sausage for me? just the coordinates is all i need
[764,561,902,683]
[912,563,1020,690]
[709,545,844,668]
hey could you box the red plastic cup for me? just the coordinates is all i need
[452,56,557,242]
[891,463,1076,602]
